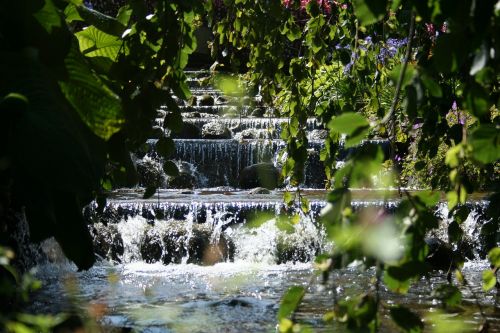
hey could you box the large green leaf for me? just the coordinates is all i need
[75,26,125,59]
[59,45,124,140]
[328,112,370,148]
[75,5,127,36]
[352,0,388,26]
[469,124,500,164]
[1,52,105,270]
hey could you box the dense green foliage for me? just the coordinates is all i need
[207,0,500,331]
[0,0,202,270]
[0,0,499,331]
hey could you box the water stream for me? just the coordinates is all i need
[28,71,499,332]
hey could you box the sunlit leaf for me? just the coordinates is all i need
[482,270,497,291]
[488,248,500,267]
[278,286,305,320]
[59,46,123,140]
[76,26,124,59]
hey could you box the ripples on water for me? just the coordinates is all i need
[29,259,500,332]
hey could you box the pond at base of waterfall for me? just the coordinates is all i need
[24,70,499,332]
[29,259,500,332]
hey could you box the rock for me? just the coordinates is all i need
[139,222,235,265]
[168,172,196,189]
[276,232,320,264]
[199,94,215,106]
[157,109,167,118]
[248,187,271,194]
[202,121,232,139]
[90,223,124,262]
[188,95,198,106]
[234,129,260,140]
[239,163,281,190]
[221,106,239,118]
[150,126,165,139]
[171,122,201,139]
[425,237,462,272]
[172,96,185,106]
[215,96,227,105]
[140,228,163,263]
[308,129,328,141]
[179,189,194,194]
[136,157,165,188]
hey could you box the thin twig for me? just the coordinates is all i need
[382,11,416,125]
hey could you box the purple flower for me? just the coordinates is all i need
[377,38,408,64]
[412,122,423,130]
[84,0,93,9]
[451,100,457,111]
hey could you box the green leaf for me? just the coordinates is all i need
[276,218,295,234]
[64,4,83,23]
[328,113,369,135]
[352,0,388,26]
[413,191,440,207]
[433,34,468,73]
[300,197,310,213]
[389,306,423,333]
[156,137,175,159]
[278,286,305,320]
[469,124,500,164]
[328,113,370,147]
[482,270,496,291]
[447,191,459,211]
[390,63,415,89]
[116,5,133,26]
[164,111,183,133]
[420,74,442,98]
[76,26,124,59]
[33,0,63,34]
[75,5,127,36]
[448,221,463,243]
[59,46,124,140]
[246,212,274,229]
[143,186,157,199]
[488,248,500,267]
[465,83,491,119]
[432,284,462,307]
[163,160,179,177]
[384,262,427,293]
[284,191,295,206]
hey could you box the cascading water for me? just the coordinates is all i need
[28,70,499,332]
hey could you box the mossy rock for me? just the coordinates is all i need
[201,121,231,139]
[199,94,215,106]
[239,163,281,190]
[275,234,319,264]
[140,221,235,265]
[90,223,124,262]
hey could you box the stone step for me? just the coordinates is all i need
[137,138,389,188]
